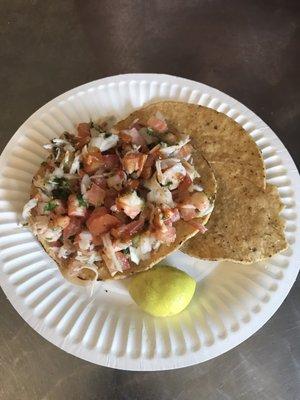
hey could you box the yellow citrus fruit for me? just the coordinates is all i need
[129,265,196,317]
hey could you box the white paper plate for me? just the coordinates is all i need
[0,74,299,371]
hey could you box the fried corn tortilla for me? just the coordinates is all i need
[182,163,287,263]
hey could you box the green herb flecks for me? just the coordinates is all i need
[44,201,57,212]
[77,195,87,208]
[146,127,154,136]
[123,247,130,255]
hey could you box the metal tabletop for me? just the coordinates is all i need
[0,1,299,399]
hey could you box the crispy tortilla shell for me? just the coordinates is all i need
[182,163,287,263]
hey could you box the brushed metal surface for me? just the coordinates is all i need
[0,1,299,399]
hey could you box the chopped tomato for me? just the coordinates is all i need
[102,154,120,169]
[177,174,193,192]
[86,207,121,236]
[52,215,70,229]
[116,252,131,270]
[122,152,147,177]
[111,218,145,239]
[103,188,118,209]
[140,152,158,179]
[147,116,168,133]
[67,194,87,217]
[48,240,62,248]
[83,149,103,174]
[85,183,106,206]
[119,131,132,143]
[63,217,83,239]
[91,176,107,189]
[77,123,91,148]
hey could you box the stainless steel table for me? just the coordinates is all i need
[0,1,299,399]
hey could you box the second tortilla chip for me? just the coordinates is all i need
[182,163,287,263]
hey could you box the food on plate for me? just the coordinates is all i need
[119,101,286,263]
[22,115,216,283]
[129,265,196,317]
[182,163,287,262]
[115,101,266,189]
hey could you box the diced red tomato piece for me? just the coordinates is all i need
[103,188,118,209]
[116,252,131,270]
[63,217,83,239]
[102,154,120,169]
[67,194,87,217]
[91,176,107,189]
[83,149,103,174]
[147,116,168,133]
[86,207,121,236]
[140,153,157,179]
[111,218,145,239]
[119,131,132,143]
[177,174,193,192]
[85,183,106,206]
[77,123,91,148]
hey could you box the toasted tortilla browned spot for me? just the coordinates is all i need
[115,101,266,189]
[182,163,287,263]
[30,134,217,282]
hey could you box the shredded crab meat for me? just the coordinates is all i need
[156,159,186,190]
[89,133,119,152]
[102,233,123,275]
[144,173,175,207]
[22,198,38,220]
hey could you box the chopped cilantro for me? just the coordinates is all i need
[104,132,112,138]
[123,248,130,255]
[77,195,87,207]
[89,121,94,128]
[165,181,173,187]
[44,201,57,212]
[146,127,154,135]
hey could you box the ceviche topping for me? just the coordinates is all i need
[23,113,212,279]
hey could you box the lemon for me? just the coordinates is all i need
[129,265,196,317]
